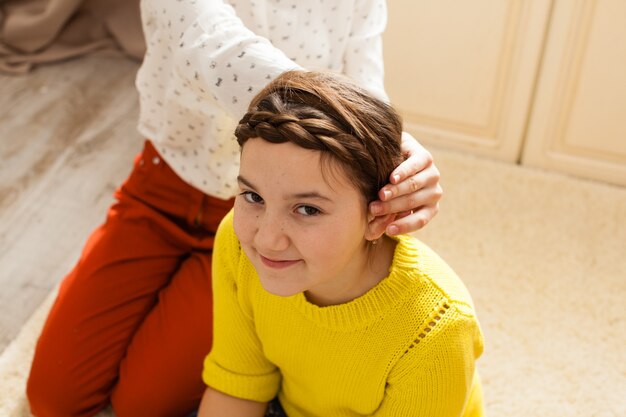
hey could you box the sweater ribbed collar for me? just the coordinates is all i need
[286,234,425,331]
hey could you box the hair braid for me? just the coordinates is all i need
[234,71,403,202]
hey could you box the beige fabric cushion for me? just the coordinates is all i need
[0,0,144,74]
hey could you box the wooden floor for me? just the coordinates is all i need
[0,56,143,354]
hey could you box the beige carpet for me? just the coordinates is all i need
[1,147,625,416]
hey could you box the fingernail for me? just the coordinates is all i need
[383,189,392,200]
[370,202,382,215]
[387,225,399,235]
[392,174,401,183]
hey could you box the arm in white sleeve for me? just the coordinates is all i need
[141,0,302,119]
[343,0,389,102]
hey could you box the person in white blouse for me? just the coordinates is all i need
[26,1,443,417]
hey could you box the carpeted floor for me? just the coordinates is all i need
[1,147,625,416]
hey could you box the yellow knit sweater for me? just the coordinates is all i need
[203,211,484,417]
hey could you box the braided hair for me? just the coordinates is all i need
[235,71,403,203]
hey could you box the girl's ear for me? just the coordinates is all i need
[365,213,396,242]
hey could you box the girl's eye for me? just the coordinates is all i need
[296,205,321,216]
[241,191,264,204]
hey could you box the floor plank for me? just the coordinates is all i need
[0,56,143,353]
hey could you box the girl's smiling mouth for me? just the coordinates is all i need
[259,254,302,269]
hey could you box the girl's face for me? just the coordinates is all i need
[234,138,382,306]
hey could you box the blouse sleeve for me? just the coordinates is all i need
[342,0,389,102]
[373,306,484,417]
[141,0,302,119]
[202,211,281,402]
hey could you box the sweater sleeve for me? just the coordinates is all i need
[202,211,281,402]
[141,0,302,119]
[343,0,389,102]
[373,305,485,417]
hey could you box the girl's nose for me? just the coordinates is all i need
[255,212,290,252]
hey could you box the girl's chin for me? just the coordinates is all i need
[259,277,303,298]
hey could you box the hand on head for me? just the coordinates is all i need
[369,131,442,235]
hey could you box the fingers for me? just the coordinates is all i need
[386,204,440,236]
[368,131,443,235]
[380,164,440,202]
[371,184,442,217]
[391,132,434,185]
[369,184,442,235]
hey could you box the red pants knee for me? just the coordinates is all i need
[27,140,233,417]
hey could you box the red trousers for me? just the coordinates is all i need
[27,141,234,417]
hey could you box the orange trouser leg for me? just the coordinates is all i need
[26,141,233,417]
[111,252,214,417]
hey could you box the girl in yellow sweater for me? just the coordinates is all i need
[198,71,484,417]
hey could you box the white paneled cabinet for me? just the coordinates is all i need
[522,0,626,185]
[383,0,626,187]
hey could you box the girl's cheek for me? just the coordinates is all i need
[233,207,248,240]
[234,212,257,244]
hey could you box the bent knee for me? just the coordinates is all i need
[112,388,174,417]
[112,376,201,417]
[27,367,108,417]
[27,381,75,417]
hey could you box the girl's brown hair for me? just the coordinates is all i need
[235,71,403,203]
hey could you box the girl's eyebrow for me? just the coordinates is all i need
[237,175,256,189]
[237,175,332,202]
[291,191,332,202]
